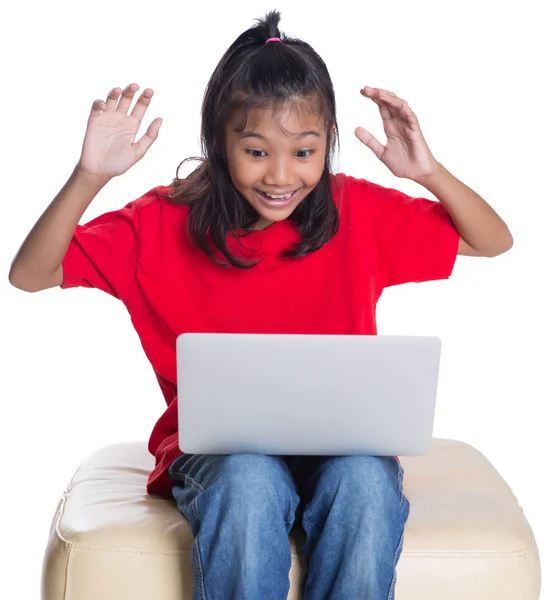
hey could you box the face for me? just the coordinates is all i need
[224,102,329,230]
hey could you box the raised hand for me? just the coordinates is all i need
[77,83,163,180]
[355,87,439,181]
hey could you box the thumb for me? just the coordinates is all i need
[355,126,384,160]
[135,118,163,160]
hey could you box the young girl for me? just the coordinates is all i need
[10,10,513,600]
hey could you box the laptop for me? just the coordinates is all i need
[176,333,442,456]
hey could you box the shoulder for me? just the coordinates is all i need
[331,172,439,219]
[330,172,400,225]
[132,183,190,228]
[330,172,394,208]
[331,172,413,204]
[133,183,179,211]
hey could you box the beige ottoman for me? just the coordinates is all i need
[42,439,541,599]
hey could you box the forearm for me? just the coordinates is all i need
[414,163,513,256]
[9,165,110,291]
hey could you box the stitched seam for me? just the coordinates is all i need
[54,458,90,600]
[401,553,535,560]
[388,490,410,600]
[64,544,74,600]
[192,496,207,600]
[518,547,524,600]
[56,466,86,546]
[193,540,207,600]
[50,495,72,600]
[61,545,191,555]
[398,467,405,507]
[400,529,537,560]
[193,492,202,522]
[387,527,405,600]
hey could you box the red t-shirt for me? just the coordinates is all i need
[61,172,459,497]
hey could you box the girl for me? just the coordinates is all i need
[9,10,513,600]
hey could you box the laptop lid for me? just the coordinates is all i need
[176,333,442,456]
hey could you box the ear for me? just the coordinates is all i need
[328,125,338,152]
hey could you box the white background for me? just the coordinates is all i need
[2,0,556,597]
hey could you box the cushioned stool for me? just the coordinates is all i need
[42,439,541,599]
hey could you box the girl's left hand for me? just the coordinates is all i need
[355,87,439,181]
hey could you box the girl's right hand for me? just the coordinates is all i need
[77,83,163,180]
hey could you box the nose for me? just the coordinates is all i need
[262,156,296,189]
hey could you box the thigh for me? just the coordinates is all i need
[169,453,301,528]
[285,455,405,508]
[169,453,298,489]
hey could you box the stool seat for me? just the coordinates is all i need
[42,439,541,599]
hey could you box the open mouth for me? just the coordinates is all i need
[256,188,301,207]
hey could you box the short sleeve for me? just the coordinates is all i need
[376,184,459,288]
[344,176,460,289]
[60,202,139,302]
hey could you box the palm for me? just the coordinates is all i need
[355,87,438,181]
[81,112,142,176]
[377,113,424,178]
[78,84,162,179]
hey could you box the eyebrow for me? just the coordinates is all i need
[237,129,322,141]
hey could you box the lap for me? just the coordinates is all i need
[169,453,402,500]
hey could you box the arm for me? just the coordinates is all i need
[415,163,513,257]
[9,83,161,293]
[8,166,109,292]
[355,87,513,258]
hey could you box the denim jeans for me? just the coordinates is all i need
[168,453,410,600]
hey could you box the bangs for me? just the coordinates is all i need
[225,93,328,136]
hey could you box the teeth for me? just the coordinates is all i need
[261,191,294,200]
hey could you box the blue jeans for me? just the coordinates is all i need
[168,453,410,600]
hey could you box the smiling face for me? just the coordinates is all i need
[224,101,329,230]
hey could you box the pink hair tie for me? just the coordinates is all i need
[265,37,282,44]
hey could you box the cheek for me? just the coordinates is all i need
[303,158,326,185]
[229,155,263,188]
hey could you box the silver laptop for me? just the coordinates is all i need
[176,333,442,457]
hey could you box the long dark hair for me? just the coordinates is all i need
[159,10,340,268]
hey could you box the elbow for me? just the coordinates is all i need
[8,265,40,292]
[8,269,33,292]
[489,232,514,257]
[501,231,514,254]
[9,262,63,292]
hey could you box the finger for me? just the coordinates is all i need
[376,94,417,124]
[366,96,396,120]
[360,87,398,100]
[360,87,396,119]
[379,103,395,121]
[130,88,155,122]
[89,98,106,118]
[354,126,384,159]
[105,87,122,110]
[361,87,402,106]
[134,118,163,160]
[366,87,412,115]
[116,83,140,113]
[362,88,414,122]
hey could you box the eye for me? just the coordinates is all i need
[245,149,315,159]
[246,149,266,158]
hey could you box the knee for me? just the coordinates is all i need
[319,456,403,507]
[216,454,298,511]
